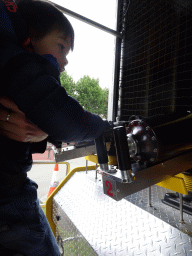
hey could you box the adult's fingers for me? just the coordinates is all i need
[0,108,42,134]
[0,108,30,128]
[0,120,48,142]
[0,97,48,142]
[0,108,11,122]
[0,96,22,113]
[0,121,30,142]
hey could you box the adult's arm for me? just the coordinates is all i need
[5,53,110,143]
[0,96,48,142]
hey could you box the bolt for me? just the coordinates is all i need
[117,189,120,193]
[56,215,61,221]
[153,148,157,152]
[152,136,156,141]
[150,158,155,162]
[146,126,150,130]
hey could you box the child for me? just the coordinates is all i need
[0,0,110,255]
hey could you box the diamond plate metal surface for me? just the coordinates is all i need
[53,170,192,256]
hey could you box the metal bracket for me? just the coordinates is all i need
[100,151,192,201]
[55,143,96,163]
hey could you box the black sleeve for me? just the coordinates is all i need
[30,139,47,154]
[6,53,110,143]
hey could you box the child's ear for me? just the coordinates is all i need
[22,37,34,52]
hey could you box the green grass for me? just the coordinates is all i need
[58,227,97,256]
[41,206,97,255]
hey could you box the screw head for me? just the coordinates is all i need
[56,215,61,221]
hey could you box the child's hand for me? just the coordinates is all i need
[0,96,48,142]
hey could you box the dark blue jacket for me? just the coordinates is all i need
[0,0,110,173]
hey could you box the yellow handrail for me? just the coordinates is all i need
[45,164,97,235]
[33,161,70,175]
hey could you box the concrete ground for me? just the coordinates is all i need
[28,157,87,203]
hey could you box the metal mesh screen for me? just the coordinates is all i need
[120,0,192,119]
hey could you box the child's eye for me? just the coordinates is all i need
[59,44,65,51]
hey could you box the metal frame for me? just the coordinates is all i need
[107,0,123,121]
[49,0,123,122]
[101,151,192,200]
[49,0,121,38]
[55,144,96,163]
[45,165,97,235]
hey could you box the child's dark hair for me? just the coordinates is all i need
[17,0,74,51]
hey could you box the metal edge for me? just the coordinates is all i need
[108,0,123,121]
[45,165,97,235]
[48,0,122,38]
[118,151,192,199]
[100,151,192,200]
[55,145,96,163]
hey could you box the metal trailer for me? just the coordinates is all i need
[46,0,192,255]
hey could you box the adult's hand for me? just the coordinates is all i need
[0,96,48,142]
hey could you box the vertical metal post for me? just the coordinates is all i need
[86,160,88,174]
[95,164,98,179]
[108,0,123,121]
[148,187,152,207]
[179,193,184,223]
[116,1,128,122]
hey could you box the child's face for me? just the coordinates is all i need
[32,30,71,73]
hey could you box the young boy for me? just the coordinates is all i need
[0,0,110,255]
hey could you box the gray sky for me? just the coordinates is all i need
[53,0,117,89]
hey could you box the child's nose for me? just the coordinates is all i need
[64,58,68,66]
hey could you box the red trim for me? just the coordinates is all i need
[22,37,34,52]
[2,0,17,13]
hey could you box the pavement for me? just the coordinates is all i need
[28,147,87,203]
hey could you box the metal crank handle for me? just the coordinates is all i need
[95,134,109,171]
[113,126,134,183]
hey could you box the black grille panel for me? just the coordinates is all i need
[120,0,192,119]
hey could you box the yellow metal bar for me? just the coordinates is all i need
[108,156,118,165]
[156,174,188,195]
[85,155,98,163]
[45,165,96,236]
[85,155,118,165]
[182,174,192,192]
[33,161,70,175]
